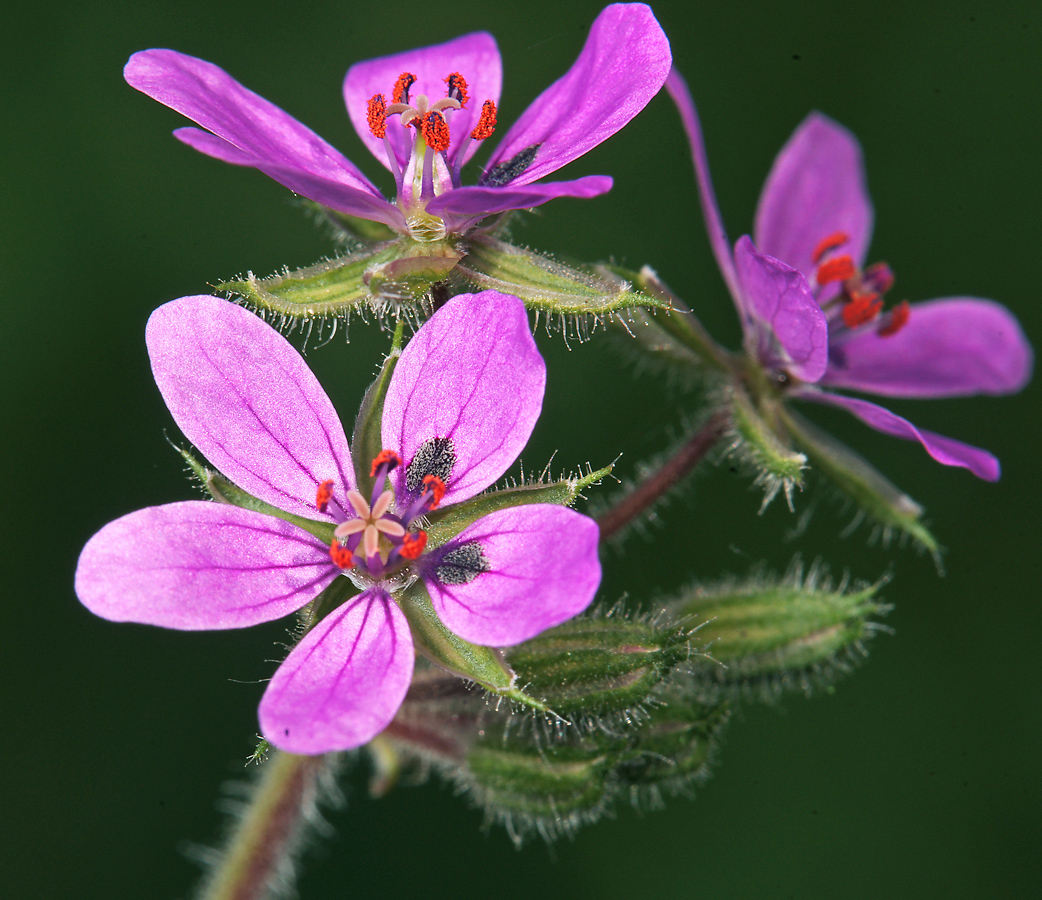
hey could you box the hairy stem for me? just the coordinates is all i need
[199,751,337,900]
[597,411,730,542]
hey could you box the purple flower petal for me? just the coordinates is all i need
[259,588,413,753]
[147,296,355,522]
[797,389,1001,480]
[344,33,501,174]
[664,68,741,305]
[423,506,601,646]
[75,502,334,630]
[733,236,829,382]
[484,3,670,187]
[426,175,612,221]
[382,291,545,506]
[125,50,384,202]
[754,112,874,287]
[174,127,406,230]
[823,298,1033,398]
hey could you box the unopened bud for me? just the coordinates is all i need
[503,611,692,717]
[674,559,889,697]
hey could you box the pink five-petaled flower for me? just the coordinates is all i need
[667,70,1033,481]
[75,291,601,754]
[123,4,670,243]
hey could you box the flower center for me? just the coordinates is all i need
[366,71,498,240]
[810,232,910,338]
[316,449,448,577]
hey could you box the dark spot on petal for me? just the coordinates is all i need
[480,144,541,187]
[406,437,456,492]
[434,541,491,585]
[284,729,289,736]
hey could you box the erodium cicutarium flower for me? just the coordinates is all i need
[666,70,1032,481]
[123,4,670,242]
[75,291,601,753]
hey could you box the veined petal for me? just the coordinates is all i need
[665,68,741,306]
[824,298,1033,398]
[345,32,502,173]
[797,389,1001,481]
[754,112,874,285]
[174,128,406,230]
[484,3,670,187]
[426,175,612,220]
[382,291,545,506]
[422,506,601,646]
[734,236,829,382]
[75,502,334,630]
[259,588,414,753]
[147,296,355,521]
[125,50,382,197]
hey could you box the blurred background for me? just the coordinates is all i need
[2,0,1040,897]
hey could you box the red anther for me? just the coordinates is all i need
[315,479,334,514]
[422,474,447,510]
[877,300,911,337]
[370,450,403,477]
[863,261,895,295]
[470,99,497,141]
[421,111,451,152]
[329,540,354,570]
[811,231,850,264]
[392,72,416,105]
[367,94,387,139]
[842,292,883,329]
[816,254,857,286]
[445,72,469,107]
[399,530,428,560]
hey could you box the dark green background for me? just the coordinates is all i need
[3,1,1039,897]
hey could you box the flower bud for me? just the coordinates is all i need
[673,560,889,697]
[502,611,692,717]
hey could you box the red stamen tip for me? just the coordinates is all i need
[367,94,387,139]
[315,479,334,514]
[329,540,354,570]
[370,450,403,477]
[421,111,451,152]
[422,474,447,510]
[400,530,428,560]
[811,231,851,264]
[877,300,911,337]
[863,261,895,295]
[471,99,497,141]
[445,72,469,107]
[392,72,416,105]
[842,292,883,329]
[816,254,857,286]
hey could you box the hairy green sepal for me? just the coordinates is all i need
[180,448,335,543]
[422,464,612,549]
[352,321,403,498]
[729,387,807,510]
[396,581,548,712]
[457,236,667,315]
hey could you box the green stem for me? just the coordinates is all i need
[199,751,337,900]
[596,410,730,542]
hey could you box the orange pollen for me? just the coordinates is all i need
[315,479,334,514]
[842,292,883,329]
[816,254,857,286]
[471,99,497,141]
[400,530,428,560]
[877,300,911,337]
[392,72,416,105]
[329,540,354,570]
[422,474,447,510]
[811,231,850,264]
[421,111,451,152]
[367,94,387,138]
[445,72,469,107]
[370,450,403,477]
